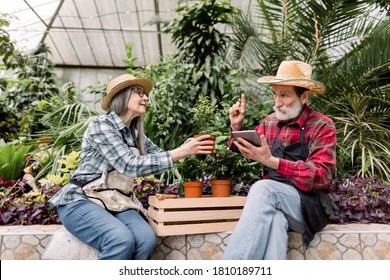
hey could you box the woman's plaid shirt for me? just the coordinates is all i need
[49,111,173,208]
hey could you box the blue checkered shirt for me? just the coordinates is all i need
[48,111,173,208]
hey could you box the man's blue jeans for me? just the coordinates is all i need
[57,199,156,260]
[222,179,305,260]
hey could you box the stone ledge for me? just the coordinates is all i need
[0,225,61,236]
[1,224,389,260]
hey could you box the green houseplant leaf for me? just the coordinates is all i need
[191,95,224,134]
[0,140,31,181]
[204,147,262,184]
[175,155,207,182]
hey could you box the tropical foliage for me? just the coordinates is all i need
[163,0,235,103]
[26,82,100,181]
[37,151,80,187]
[129,55,199,150]
[0,140,31,181]
[34,82,100,151]
[0,1,389,226]
[228,0,390,182]
[1,42,59,141]
[0,14,26,71]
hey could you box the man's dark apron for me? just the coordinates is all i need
[267,123,331,247]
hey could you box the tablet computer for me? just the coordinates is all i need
[232,130,261,146]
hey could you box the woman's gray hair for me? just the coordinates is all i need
[108,86,147,155]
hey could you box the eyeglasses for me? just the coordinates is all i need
[131,86,147,98]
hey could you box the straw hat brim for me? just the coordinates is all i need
[257,76,326,94]
[101,76,153,111]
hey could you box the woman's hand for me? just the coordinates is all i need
[229,94,246,131]
[170,135,215,161]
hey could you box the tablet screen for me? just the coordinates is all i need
[232,130,261,146]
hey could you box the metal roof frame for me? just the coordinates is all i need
[1,0,255,69]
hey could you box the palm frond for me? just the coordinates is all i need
[291,0,381,62]
[229,8,282,72]
[34,145,67,180]
[41,102,97,127]
[235,0,387,67]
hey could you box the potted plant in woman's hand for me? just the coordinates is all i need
[191,96,225,153]
[175,155,206,198]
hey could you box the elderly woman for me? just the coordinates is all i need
[49,74,214,260]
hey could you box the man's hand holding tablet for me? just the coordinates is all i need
[232,130,261,146]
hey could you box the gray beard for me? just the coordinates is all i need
[274,99,303,121]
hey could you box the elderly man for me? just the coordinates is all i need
[222,60,336,260]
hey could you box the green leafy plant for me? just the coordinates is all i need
[29,82,99,180]
[191,96,225,134]
[163,0,235,103]
[0,13,27,71]
[38,150,80,186]
[0,14,27,141]
[124,42,137,68]
[311,38,390,182]
[1,43,59,141]
[129,55,199,150]
[175,155,207,182]
[34,82,99,150]
[0,140,31,181]
[204,147,262,184]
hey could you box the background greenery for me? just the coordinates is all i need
[0,0,389,225]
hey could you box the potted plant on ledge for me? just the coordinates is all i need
[175,155,206,198]
[204,148,236,197]
[205,148,262,197]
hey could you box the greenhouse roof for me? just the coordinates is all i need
[1,0,254,69]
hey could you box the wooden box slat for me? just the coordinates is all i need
[147,195,246,236]
[148,195,246,209]
[149,208,243,222]
[149,221,239,236]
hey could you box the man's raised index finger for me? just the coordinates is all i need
[240,94,246,112]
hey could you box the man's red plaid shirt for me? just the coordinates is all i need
[228,104,337,192]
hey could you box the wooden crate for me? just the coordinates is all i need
[148,195,246,236]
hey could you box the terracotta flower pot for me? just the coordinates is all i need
[183,181,203,198]
[211,179,232,197]
[194,134,217,153]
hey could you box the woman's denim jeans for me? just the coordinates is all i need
[57,199,156,260]
[222,179,305,260]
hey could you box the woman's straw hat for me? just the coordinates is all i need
[101,74,153,111]
[257,60,326,94]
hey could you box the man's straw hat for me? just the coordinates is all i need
[257,60,326,94]
[101,74,153,111]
